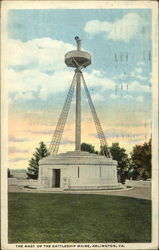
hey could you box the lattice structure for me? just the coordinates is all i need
[49,36,111,157]
[81,74,111,158]
[49,73,76,154]
[49,71,111,158]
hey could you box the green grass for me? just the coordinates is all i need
[8,193,151,243]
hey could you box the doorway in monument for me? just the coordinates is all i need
[52,169,60,188]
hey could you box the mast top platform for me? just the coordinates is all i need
[65,36,91,69]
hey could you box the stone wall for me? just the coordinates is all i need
[8,178,38,187]
[125,180,151,187]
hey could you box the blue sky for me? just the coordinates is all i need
[8,9,151,72]
[7,8,152,168]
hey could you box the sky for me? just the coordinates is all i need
[7,8,152,169]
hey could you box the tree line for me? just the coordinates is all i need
[81,140,151,183]
[24,140,151,183]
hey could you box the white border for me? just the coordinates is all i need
[1,1,158,250]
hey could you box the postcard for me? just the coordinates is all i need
[1,1,158,250]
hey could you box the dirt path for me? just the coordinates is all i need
[8,185,151,200]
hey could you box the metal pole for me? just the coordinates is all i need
[75,70,81,151]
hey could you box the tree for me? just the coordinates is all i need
[27,141,49,179]
[8,168,11,178]
[27,156,39,179]
[102,143,129,183]
[130,139,151,179]
[81,142,98,154]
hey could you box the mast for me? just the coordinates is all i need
[75,69,81,151]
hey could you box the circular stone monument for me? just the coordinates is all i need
[38,151,120,190]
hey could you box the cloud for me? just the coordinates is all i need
[6,38,77,101]
[129,81,150,92]
[104,129,144,138]
[127,139,144,144]
[6,37,117,102]
[6,38,150,104]
[114,122,147,128]
[28,130,54,135]
[90,128,144,139]
[137,62,144,66]
[109,79,150,101]
[9,136,29,142]
[7,38,75,72]
[91,93,105,102]
[7,68,73,101]
[113,62,149,82]
[110,94,118,99]
[110,93,133,100]
[124,94,133,100]
[136,96,144,103]
[84,13,145,42]
[61,139,74,145]
[9,146,29,154]
[9,157,28,162]
[112,73,127,81]
[15,91,35,100]
[131,65,148,81]
[134,67,142,74]
[84,70,116,90]
[27,128,71,135]
[134,75,148,81]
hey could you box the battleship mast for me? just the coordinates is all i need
[49,36,111,158]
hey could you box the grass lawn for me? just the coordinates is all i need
[8,193,151,243]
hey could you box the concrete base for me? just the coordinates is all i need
[125,180,151,187]
[64,184,123,190]
[38,151,120,190]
